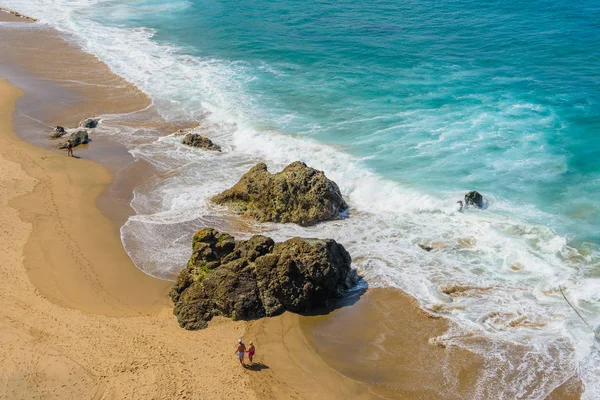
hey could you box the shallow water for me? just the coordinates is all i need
[4,0,600,397]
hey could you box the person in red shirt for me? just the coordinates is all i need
[247,342,256,364]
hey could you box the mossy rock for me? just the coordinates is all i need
[212,161,348,226]
[169,228,358,330]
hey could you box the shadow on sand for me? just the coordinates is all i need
[296,278,368,318]
[245,362,269,372]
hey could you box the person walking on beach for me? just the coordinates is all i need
[247,342,255,365]
[66,139,73,157]
[236,339,246,366]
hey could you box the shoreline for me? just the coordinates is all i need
[0,14,378,399]
[0,7,585,399]
[0,77,255,398]
[0,10,262,397]
[0,7,36,21]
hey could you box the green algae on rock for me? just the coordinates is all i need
[170,228,358,330]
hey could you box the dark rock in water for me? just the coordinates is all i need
[418,243,433,252]
[181,133,221,152]
[212,161,348,226]
[50,126,67,139]
[465,191,484,208]
[170,228,358,330]
[80,118,99,129]
[57,129,89,149]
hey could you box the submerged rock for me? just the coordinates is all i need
[57,129,89,149]
[465,191,484,208]
[212,161,348,226]
[418,243,433,252]
[170,228,358,330]
[455,200,464,212]
[181,133,221,152]
[50,126,67,139]
[80,118,99,129]
[173,128,189,137]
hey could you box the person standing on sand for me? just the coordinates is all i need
[66,139,73,157]
[247,342,255,364]
[236,339,246,366]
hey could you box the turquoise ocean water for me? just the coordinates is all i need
[104,0,600,243]
[4,0,600,397]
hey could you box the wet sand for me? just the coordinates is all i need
[0,8,583,400]
[0,13,189,228]
[299,289,583,399]
[301,289,484,398]
[248,288,582,399]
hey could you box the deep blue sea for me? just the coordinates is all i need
[5,0,600,397]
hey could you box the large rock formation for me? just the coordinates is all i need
[212,162,348,226]
[181,133,221,152]
[80,118,99,129]
[170,228,358,330]
[57,129,89,149]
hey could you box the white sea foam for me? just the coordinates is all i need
[4,1,600,398]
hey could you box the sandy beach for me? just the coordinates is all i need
[0,8,585,400]
[0,74,397,400]
[0,13,367,399]
[0,76,260,399]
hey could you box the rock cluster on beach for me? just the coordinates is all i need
[170,228,358,330]
[57,129,89,149]
[50,117,99,149]
[181,133,221,152]
[212,161,348,226]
